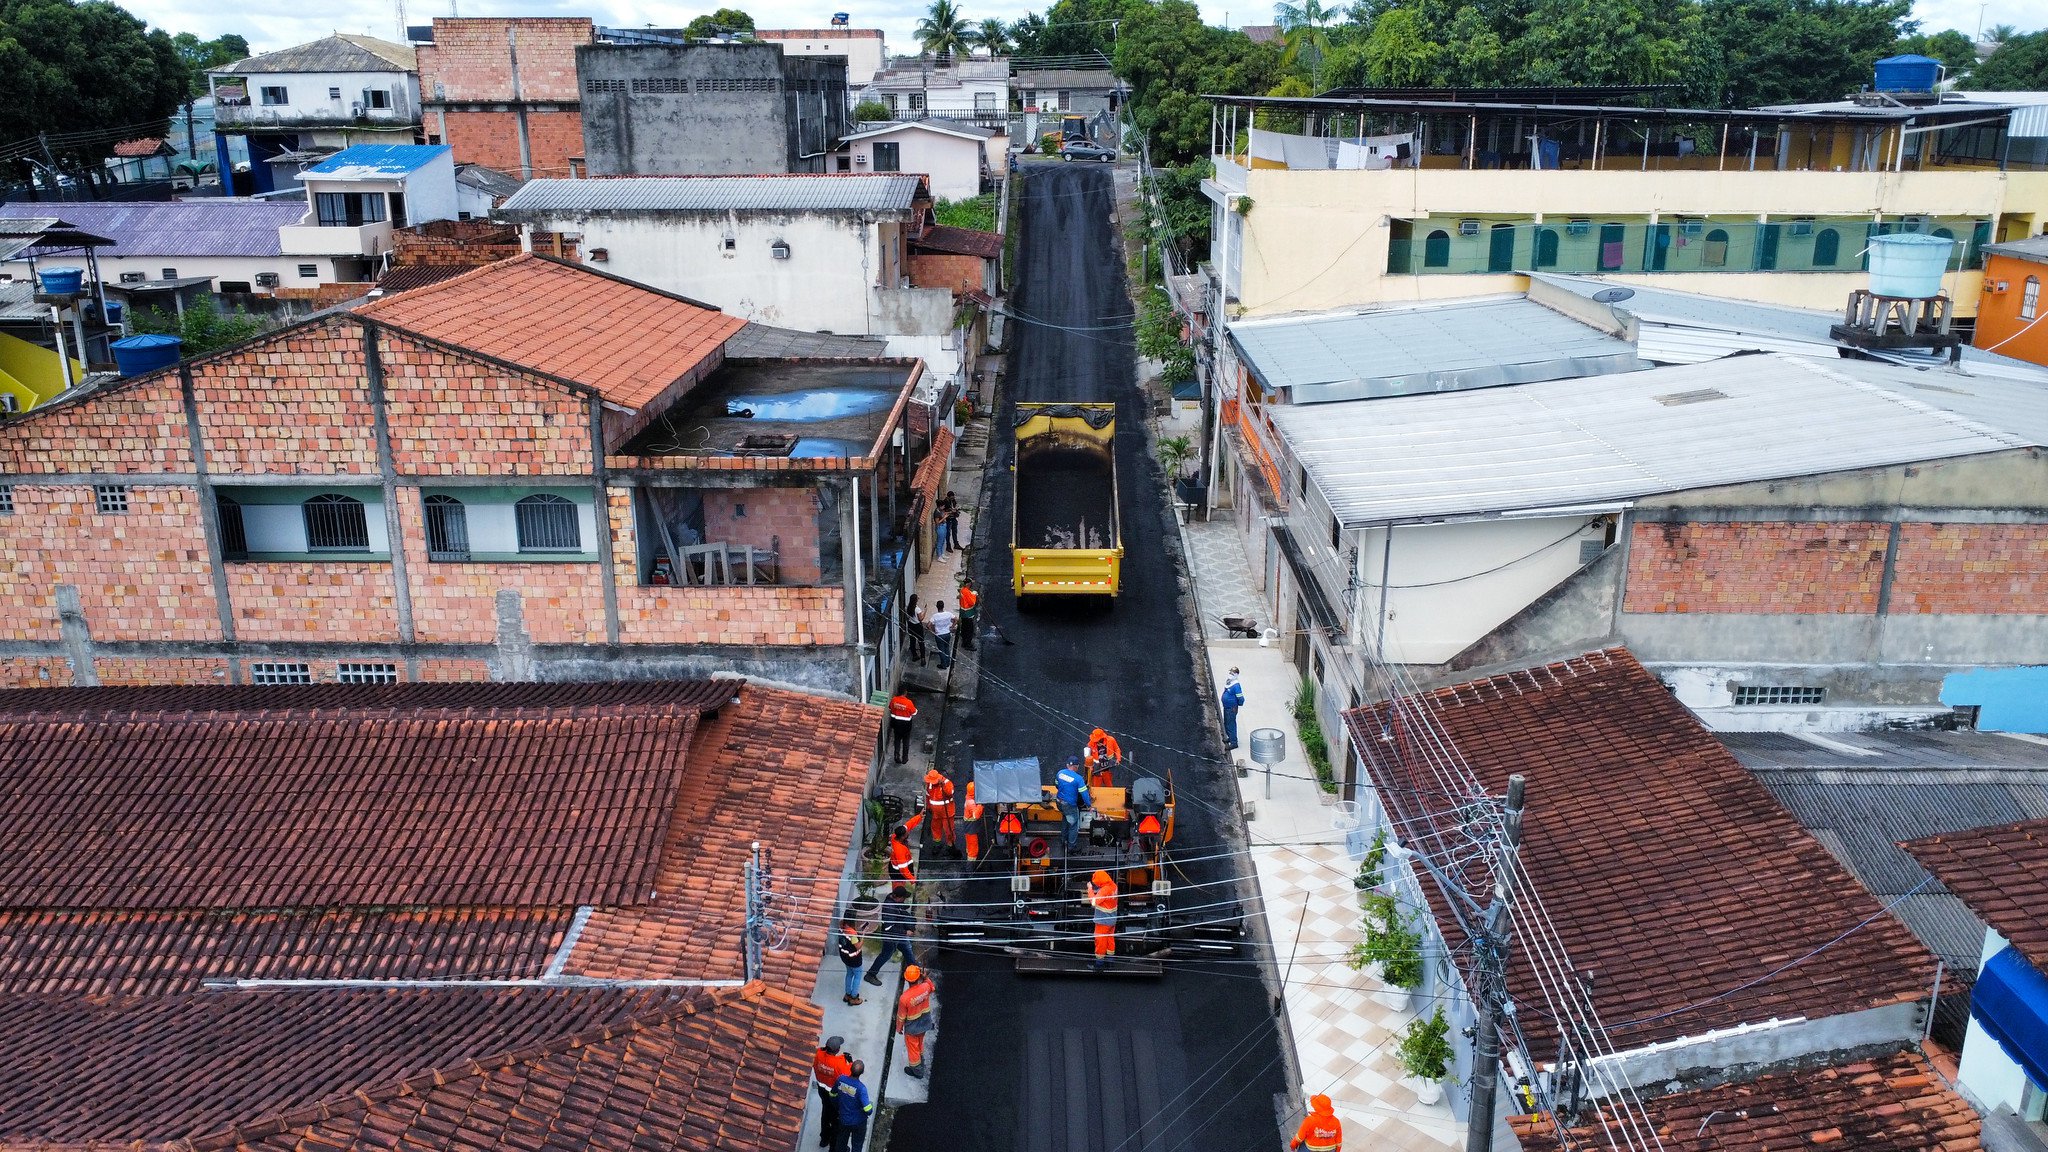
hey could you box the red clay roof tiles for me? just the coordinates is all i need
[1345,648,1937,1054]
[911,225,1002,260]
[354,254,745,411]
[1903,816,2048,972]
[1512,1049,1982,1151]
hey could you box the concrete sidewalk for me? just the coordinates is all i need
[1182,510,1464,1150]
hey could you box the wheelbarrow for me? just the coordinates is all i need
[1219,615,1262,639]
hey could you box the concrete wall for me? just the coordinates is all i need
[1592,1002,1929,1099]
[577,43,849,175]
[848,127,984,199]
[1356,516,1603,665]
[211,70,420,128]
[755,30,886,90]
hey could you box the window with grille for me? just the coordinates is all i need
[2024,277,2040,322]
[94,484,129,514]
[515,494,581,552]
[298,263,318,278]
[260,86,288,105]
[337,662,399,684]
[250,662,312,685]
[315,192,387,228]
[303,493,370,551]
[216,495,248,559]
[0,485,12,515]
[1732,685,1826,706]
[872,142,901,172]
[424,494,470,560]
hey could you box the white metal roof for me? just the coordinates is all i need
[1227,296,1643,403]
[1268,353,2040,526]
[500,174,926,217]
[841,117,997,142]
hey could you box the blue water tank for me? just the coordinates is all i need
[36,267,83,295]
[101,299,122,325]
[111,333,183,378]
[1874,54,1941,93]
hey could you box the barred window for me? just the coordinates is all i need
[1732,685,1826,706]
[250,662,312,685]
[424,494,470,560]
[515,494,581,552]
[94,484,129,514]
[337,662,399,684]
[303,493,370,552]
[216,495,248,559]
[0,485,12,514]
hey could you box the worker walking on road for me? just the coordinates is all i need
[888,694,917,765]
[1055,755,1092,852]
[897,965,936,1078]
[864,888,919,985]
[832,1059,873,1152]
[1220,668,1245,751]
[1086,869,1119,970]
[811,1036,852,1149]
[960,781,984,860]
[923,767,956,854]
[1290,1094,1343,1151]
[1084,727,1123,788]
[956,580,979,650]
[888,824,916,892]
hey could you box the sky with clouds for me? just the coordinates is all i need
[152,0,2040,71]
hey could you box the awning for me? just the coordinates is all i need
[1971,945,2048,1090]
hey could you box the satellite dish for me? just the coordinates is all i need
[1591,287,1635,304]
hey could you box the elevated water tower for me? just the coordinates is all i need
[1829,232,1963,358]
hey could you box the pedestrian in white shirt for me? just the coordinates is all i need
[931,601,957,670]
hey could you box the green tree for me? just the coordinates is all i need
[1116,0,1280,162]
[170,31,248,97]
[972,17,1012,53]
[1696,0,1914,108]
[0,0,187,176]
[1361,8,1440,85]
[682,7,754,38]
[1011,0,1125,59]
[1516,0,1697,87]
[1144,158,1212,263]
[1963,29,2048,90]
[1892,28,1976,77]
[852,97,891,121]
[129,299,269,357]
[917,0,974,61]
[1274,0,1339,86]
[1983,23,2016,47]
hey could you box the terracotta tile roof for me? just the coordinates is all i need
[353,254,745,411]
[112,137,170,158]
[1511,1049,1982,1151]
[911,225,1002,260]
[0,682,736,910]
[372,263,478,295]
[0,983,820,1152]
[1903,816,2048,971]
[0,907,571,994]
[1344,647,1937,1054]
[912,425,957,514]
[0,679,737,717]
[566,685,882,992]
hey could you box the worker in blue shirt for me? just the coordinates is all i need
[1220,668,1245,751]
[832,1059,872,1152]
[1055,755,1092,852]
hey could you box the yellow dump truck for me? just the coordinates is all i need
[1011,402,1122,599]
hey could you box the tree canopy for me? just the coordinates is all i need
[0,0,187,174]
[682,7,753,38]
[917,0,974,60]
[170,31,247,97]
[1116,0,1281,162]
[1963,29,2048,90]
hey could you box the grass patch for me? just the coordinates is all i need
[933,194,997,233]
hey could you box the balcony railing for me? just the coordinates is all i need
[215,101,417,131]
[1388,216,1992,277]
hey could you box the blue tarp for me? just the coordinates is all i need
[1972,945,2048,1089]
[973,757,1044,805]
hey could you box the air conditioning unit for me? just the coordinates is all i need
[1458,219,1481,237]
[119,271,146,284]
[1787,218,1815,238]
[1678,219,1704,237]
[254,272,281,288]
[1565,219,1592,237]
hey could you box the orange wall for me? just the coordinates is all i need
[1975,252,2048,367]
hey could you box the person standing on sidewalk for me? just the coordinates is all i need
[1220,668,1245,751]
[811,1036,851,1149]
[1290,1094,1342,1151]
[864,888,919,985]
[930,600,957,670]
[832,1060,873,1152]
[901,594,927,665]
[956,580,979,650]
[933,492,956,558]
[837,918,866,1006]
[897,965,936,1078]
[888,693,917,765]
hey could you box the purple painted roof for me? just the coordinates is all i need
[0,201,307,258]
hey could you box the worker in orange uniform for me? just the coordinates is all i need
[888,693,917,765]
[956,580,979,650]
[1083,728,1123,788]
[923,767,956,855]
[897,964,936,1078]
[959,781,984,861]
[1290,1095,1342,1151]
[811,1035,852,1149]
[888,824,916,892]
[1086,869,1119,971]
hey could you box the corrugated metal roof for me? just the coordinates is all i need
[213,33,415,74]
[500,175,926,217]
[1987,235,2048,262]
[0,202,306,258]
[842,117,996,142]
[1268,352,2036,525]
[307,145,451,179]
[1227,296,1643,403]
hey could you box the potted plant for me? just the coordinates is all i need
[1354,827,1388,892]
[1347,891,1423,1009]
[1398,1006,1454,1106]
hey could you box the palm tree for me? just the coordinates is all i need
[973,17,1011,56]
[917,0,974,63]
[1274,0,1337,87]
[1983,23,2016,47]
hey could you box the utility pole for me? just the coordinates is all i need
[1465,774,1525,1152]
[743,840,763,982]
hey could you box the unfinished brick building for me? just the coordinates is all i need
[416,17,593,178]
[0,255,930,693]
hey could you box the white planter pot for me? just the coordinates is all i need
[1410,1076,1443,1106]
[1372,984,1418,1012]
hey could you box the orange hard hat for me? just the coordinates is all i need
[1093,870,1112,885]
[1309,1094,1333,1114]
[904,965,924,982]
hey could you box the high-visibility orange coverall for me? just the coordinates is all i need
[898,969,935,1068]
[924,768,956,850]
[1086,871,1119,960]
[1291,1095,1342,1151]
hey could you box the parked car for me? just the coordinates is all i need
[1062,141,1117,163]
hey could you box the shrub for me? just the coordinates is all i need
[1294,678,1335,793]
[1398,1006,1454,1082]
[129,299,268,357]
[852,98,890,122]
[1356,827,1388,889]
[932,194,996,232]
[1348,890,1424,988]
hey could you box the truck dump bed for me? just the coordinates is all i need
[1012,402,1122,597]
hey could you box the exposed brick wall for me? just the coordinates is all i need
[94,657,231,685]
[377,329,594,475]
[190,320,380,476]
[908,252,985,297]
[270,284,374,308]
[439,109,525,174]
[702,486,823,584]
[1890,524,2048,614]
[617,585,848,645]
[391,221,520,267]
[1623,521,1889,614]
[225,562,401,640]
[419,18,591,102]
[0,374,190,475]
[0,658,71,688]
[0,485,223,643]
[524,111,586,177]
[393,487,606,645]
[415,658,494,681]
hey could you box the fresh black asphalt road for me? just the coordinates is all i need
[886,163,1289,1152]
